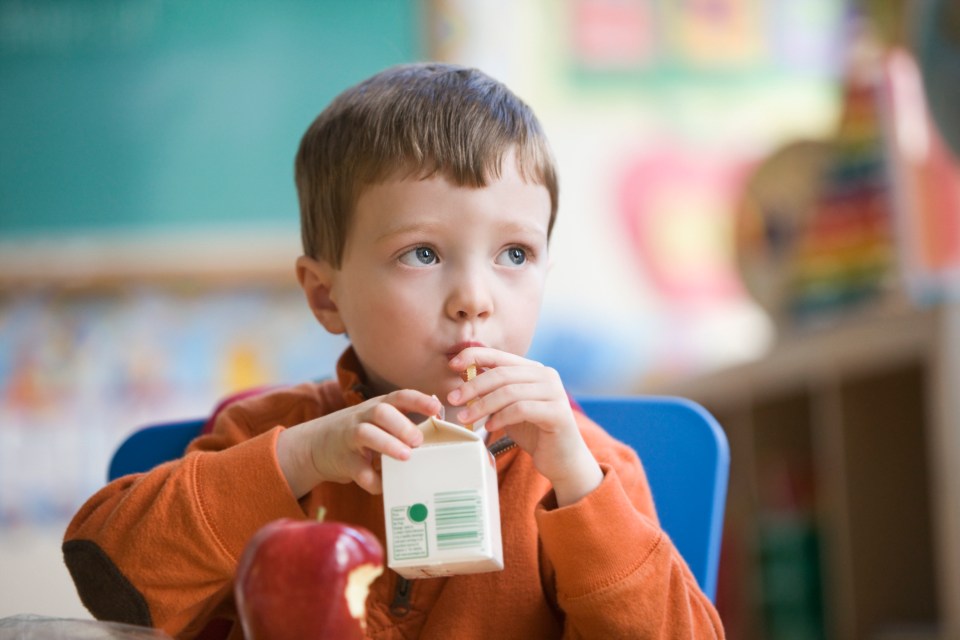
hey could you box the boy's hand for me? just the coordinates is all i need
[447,347,603,507]
[277,390,440,498]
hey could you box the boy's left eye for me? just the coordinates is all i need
[496,246,527,266]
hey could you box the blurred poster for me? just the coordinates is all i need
[569,0,659,70]
[565,0,846,83]
[0,287,348,526]
[618,146,750,302]
[665,0,764,69]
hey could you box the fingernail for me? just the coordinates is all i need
[448,389,461,404]
[449,355,461,366]
[457,409,470,423]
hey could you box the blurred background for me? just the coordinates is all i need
[2,0,960,638]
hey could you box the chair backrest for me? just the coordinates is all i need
[107,385,276,482]
[108,417,206,482]
[577,395,729,602]
[108,394,729,601]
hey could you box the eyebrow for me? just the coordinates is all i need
[375,218,548,242]
[500,220,549,237]
[374,220,445,242]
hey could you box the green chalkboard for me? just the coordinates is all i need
[0,0,420,238]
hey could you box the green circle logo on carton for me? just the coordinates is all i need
[407,503,428,523]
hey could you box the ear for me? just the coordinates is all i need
[296,255,347,335]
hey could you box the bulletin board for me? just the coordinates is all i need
[0,0,420,284]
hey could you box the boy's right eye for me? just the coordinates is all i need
[399,246,439,266]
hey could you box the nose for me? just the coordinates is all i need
[445,267,493,321]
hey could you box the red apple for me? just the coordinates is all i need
[234,511,384,640]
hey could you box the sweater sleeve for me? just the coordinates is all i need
[535,458,725,639]
[62,406,305,637]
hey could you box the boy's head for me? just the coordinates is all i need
[294,62,558,267]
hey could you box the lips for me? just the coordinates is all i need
[446,341,486,360]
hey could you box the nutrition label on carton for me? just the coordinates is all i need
[434,490,483,550]
[390,504,429,560]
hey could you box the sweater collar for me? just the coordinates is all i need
[335,346,375,406]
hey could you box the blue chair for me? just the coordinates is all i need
[577,396,729,602]
[109,394,729,601]
[108,417,206,482]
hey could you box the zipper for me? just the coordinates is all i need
[389,575,412,617]
[388,436,517,618]
[488,435,517,457]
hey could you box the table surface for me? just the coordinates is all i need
[0,614,173,639]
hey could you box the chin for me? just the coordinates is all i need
[369,360,456,399]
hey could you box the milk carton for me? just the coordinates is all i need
[381,417,503,579]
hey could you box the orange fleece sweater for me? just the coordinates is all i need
[63,349,724,639]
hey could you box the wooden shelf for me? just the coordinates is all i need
[646,303,960,640]
[650,303,937,405]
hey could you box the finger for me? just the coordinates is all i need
[457,364,554,401]
[447,364,545,409]
[448,346,535,372]
[363,402,424,448]
[383,388,443,418]
[484,399,561,433]
[455,381,548,425]
[352,421,416,461]
[348,458,383,495]
[456,362,562,407]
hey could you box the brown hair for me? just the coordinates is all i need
[294,62,559,266]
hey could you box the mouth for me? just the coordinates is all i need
[446,341,486,360]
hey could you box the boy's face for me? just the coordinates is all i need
[300,150,551,408]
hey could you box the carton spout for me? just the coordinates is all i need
[417,416,483,445]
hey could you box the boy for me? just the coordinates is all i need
[64,63,724,639]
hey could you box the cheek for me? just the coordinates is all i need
[348,287,427,345]
[362,283,422,318]
[336,271,399,316]
[504,279,546,352]
[515,305,541,343]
